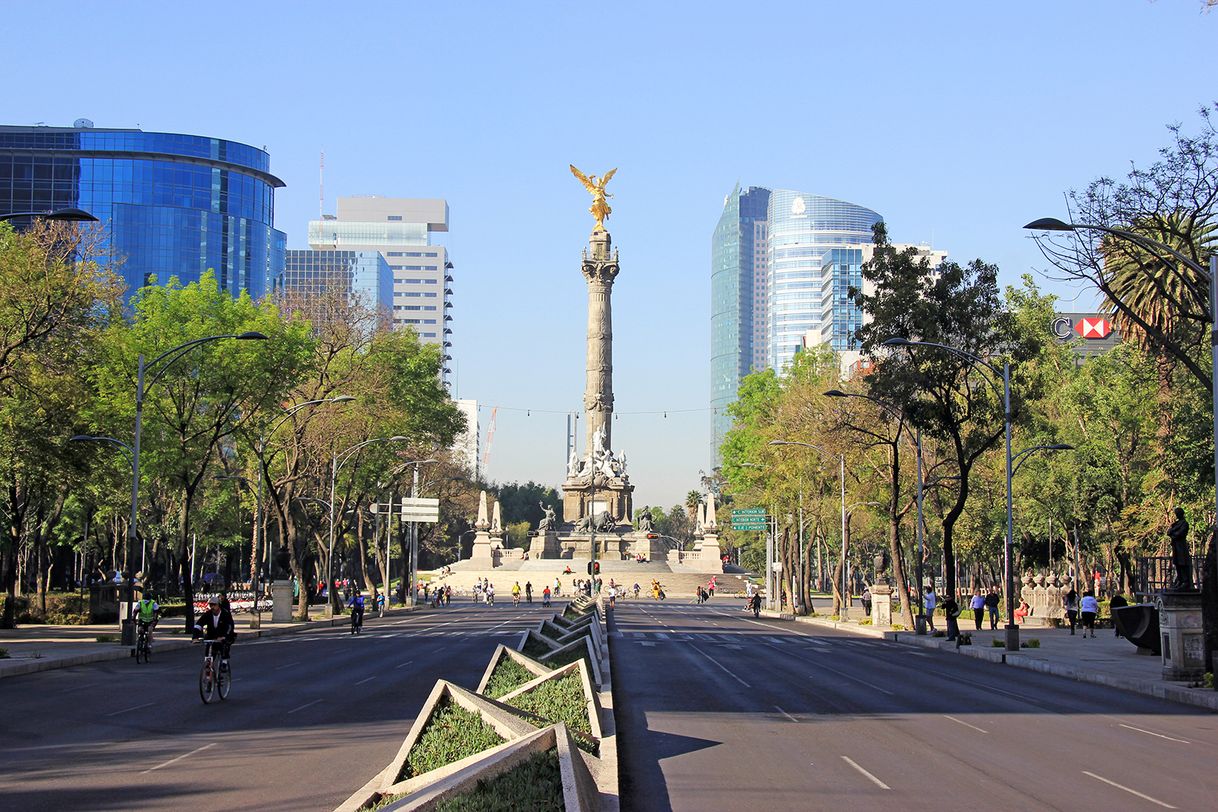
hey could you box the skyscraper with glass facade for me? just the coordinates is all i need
[709,187,883,466]
[765,190,882,371]
[0,122,285,301]
[280,249,393,331]
[710,185,770,464]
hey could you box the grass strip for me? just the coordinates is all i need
[399,700,505,781]
[433,749,564,812]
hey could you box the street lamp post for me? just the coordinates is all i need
[1025,217,1218,556]
[328,437,409,617]
[881,337,1072,650]
[78,332,267,645]
[769,440,848,617]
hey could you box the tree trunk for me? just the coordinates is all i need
[887,446,915,628]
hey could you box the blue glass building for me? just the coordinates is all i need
[710,185,770,466]
[0,123,286,301]
[765,191,881,371]
[281,249,394,329]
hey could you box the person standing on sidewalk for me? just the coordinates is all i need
[1064,587,1079,635]
[1109,592,1128,637]
[969,590,985,631]
[1080,591,1099,638]
[984,587,1000,630]
[923,585,937,632]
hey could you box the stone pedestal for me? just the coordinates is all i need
[529,531,559,559]
[871,584,893,628]
[272,580,293,623]
[696,533,724,573]
[1159,590,1205,680]
[469,530,496,566]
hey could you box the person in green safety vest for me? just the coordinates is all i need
[135,595,160,642]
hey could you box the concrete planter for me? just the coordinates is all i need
[498,659,604,752]
[475,644,554,697]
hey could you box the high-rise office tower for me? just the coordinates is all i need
[710,188,887,466]
[453,398,480,479]
[710,185,770,465]
[0,121,286,301]
[279,249,393,333]
[308,196,453,382]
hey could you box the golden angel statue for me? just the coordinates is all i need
[569,164,617,232]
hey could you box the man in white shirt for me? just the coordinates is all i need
[923,586,937,632]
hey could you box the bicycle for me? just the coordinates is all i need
[196,639,231,704]
[135,621,154,664]
[350,609,364,635]
[512,593,521,608]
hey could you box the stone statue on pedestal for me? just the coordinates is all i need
[538,502,556,532]
[1168,507,1194,590]
[637,510,654,533]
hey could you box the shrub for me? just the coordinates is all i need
[399,700,504,780]
[95,634,120,643]
[991,639,1005,647]
[1021,638,1041,649]
[484,657,542,700]
[433,749,563,812]
[857,619,872,625]
[503,672,592,740]
[0,648,8,659]
[546,643,592,671]
[521,635,553,659]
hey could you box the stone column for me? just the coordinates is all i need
[582,230,619,453]
[871,584,893,628]
[1159,591,1205,680]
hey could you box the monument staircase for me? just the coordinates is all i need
[428,559,749,598]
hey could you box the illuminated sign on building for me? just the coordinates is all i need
[1051,313,1121,356]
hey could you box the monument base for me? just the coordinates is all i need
[871,584,893,627]
[528,531,560,559]
[470,530,497,567]
[1159,590,1205,680]
[272,580,293,623]
[561,474,634,530]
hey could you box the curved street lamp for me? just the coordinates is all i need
[0,207,98,223]
[1026,216,1218,544]
[880,337,1073,650]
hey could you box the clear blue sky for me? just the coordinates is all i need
[6,1,1215,509]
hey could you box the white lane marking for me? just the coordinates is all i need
[1083,771,1176,808]
[806,663,894,696]
[842,756,890,790]
[394,659,414,670]
[774,705,799,722]
[1118,723,1190,744]
[140,742,216,774]
[355,676,376,686]
[943,715,988,734]
[690,645,750,687]
[655,632,670,640]
[638,641,656,647]
[273,661,301,671]
[13,740,119,752]
[287,699,323,715]
[106,702,156,717]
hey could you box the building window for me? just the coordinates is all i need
[387,215,402,221]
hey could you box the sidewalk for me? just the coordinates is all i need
[788,607,1218,713]
[0,605,420,679]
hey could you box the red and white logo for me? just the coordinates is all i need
[1074,317,1112,339]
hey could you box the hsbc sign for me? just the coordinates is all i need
[1052,314,1115,340]
[1051,313,1120,351]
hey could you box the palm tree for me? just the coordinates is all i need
[685,490,702,521]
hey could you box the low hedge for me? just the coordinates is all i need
[432,749,563,812]
[521,635,553,659]
[399,700,505,781]
[483,656,544,700]
[503,672,596,755]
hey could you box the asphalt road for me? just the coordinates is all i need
[0,600,548,812]
[612,600,1218,812]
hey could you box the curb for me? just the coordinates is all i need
[770,613,1218,713]
[0,605,421,680]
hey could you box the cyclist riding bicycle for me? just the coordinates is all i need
[511,582,522,606]
[135,594,160,642]
[193,596,236,671]
[347,592,366,631]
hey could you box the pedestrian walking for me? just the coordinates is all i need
[984,587,1000,630]
[923,585,937,632]
[1064,587,1079,635]
[1080,591,1099,638]
[969,590,985,631]
[860,587,872,618]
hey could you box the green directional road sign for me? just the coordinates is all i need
[731,507,766,517]
[733,523,768,531]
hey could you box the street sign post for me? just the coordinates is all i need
[400,496,439,523]
[732,507,768,531]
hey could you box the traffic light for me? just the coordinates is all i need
[587,561,601,576]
